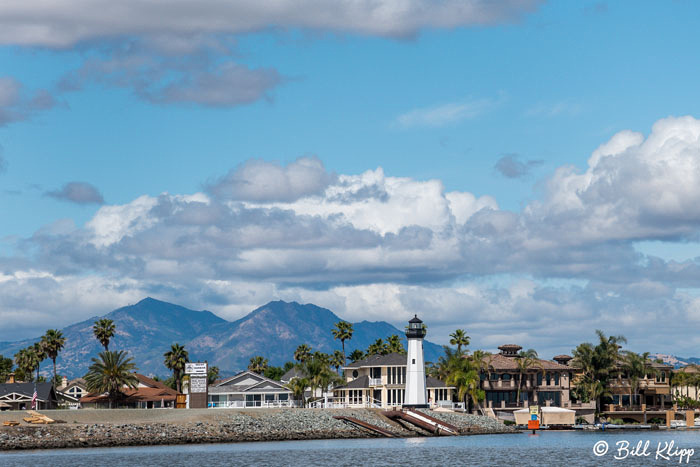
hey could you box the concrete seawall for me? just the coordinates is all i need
[0,408,516,450]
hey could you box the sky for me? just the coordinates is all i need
[2,0,700,358]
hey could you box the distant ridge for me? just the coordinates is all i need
[0,298,445,378]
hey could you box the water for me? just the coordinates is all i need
[2,431,700,466]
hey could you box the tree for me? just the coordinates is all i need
[571,330,627,415]
[294,344,312,363]
[444,352,484,413]
[622,351,657,407]
[31,342,47,382]
[85,350,139,408]
[366,338,388,356]
[248,355,269,374]
[330,350,345,375]
[386,334,406,354]
[14,348,36,382]
[93,319,116,351]
[348,349,365,362]
[331,321,354,366]
[298,352,340,404]
[0,355,14,383]
[449,329,470,354]
[286,377,309,407]
[207,366,220,385]
[163,343,189,393]
[42,329,66,387]
[514,349,543,407]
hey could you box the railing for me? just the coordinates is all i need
[369,378,383,386]
[209,400,299,408]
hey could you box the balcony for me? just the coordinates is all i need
[369,378,383,386]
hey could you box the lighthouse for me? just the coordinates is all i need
[403,314,428,408]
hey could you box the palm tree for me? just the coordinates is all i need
[386,334,406,354]
[248,355,269,374]
[514,349,542,407]
[446,357,484,412]
[449,329,470,354]
[331,321,354,366]
[286,377,309,407]
[14,348,36,382]
[42,329,66,386]
[207,366,220,385]
[163,343,189,393]
[622,351,657,408]
[31,342,47,382]
[331,350,345,375]
[93,319,116,351]
[348,349,365,362]
[85,350,138,408]
[366,338,388,356]
[294,344,312,363]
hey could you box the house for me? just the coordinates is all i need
[0,381,58,410]
[333,353,454,408]
[672,365,700,401]
[56,376,88,408]
[480,345,573,410]
[604,360,673,410]
[208,370,296,408]
[80,373,179,408]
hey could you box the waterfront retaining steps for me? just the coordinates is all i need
[333,416,397,437]
[382,410,459,436]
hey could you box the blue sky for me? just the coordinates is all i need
[2,0,700,358]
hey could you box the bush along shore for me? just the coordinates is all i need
[0,409,516,450]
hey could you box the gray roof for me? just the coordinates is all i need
[426,377,451,388]
[344,353,407,369]
[280,367,304,383]
[210,370,291,395]
[0,382,57,402]
[335,375,370,390]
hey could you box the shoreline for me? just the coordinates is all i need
[0,408,516,451]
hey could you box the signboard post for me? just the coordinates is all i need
[185,362,208,409]
[528,405,540,433]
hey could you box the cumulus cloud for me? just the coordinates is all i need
[7,115,700,352]
[494,153,543,178]
[0,1,542,48]
[208,157,334,202]
[0,77,56,127]
[45,182,105,205]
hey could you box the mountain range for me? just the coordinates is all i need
[0,298,445,378]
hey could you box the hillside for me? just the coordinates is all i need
[0,298,445,378]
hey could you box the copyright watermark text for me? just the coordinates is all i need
[593,440,694,463]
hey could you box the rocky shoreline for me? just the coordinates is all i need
[0,409,516,450]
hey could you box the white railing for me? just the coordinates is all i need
[369,378,382,386]
[209,400,299,408]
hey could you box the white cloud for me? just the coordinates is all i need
[395,98,497,128]
[0,1,541,48]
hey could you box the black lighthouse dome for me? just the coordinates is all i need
[405,314,426,338]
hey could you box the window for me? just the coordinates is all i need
[490,373,498,381]
[537,373,543,385]
[352,370,359,378]
[546,373,551,385]
[265,394,275,402]
[554,373,560,385]
[502,374,511,381]
[278,393,288,401]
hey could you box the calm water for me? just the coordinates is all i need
[2,431,700,466]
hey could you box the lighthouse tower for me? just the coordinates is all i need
[403,315,428,408]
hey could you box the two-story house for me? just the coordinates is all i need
[333,353,454,408]
[481,344,573,410]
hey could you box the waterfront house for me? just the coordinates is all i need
[56,376,88,408]
[208,370,296,408]
[0,381,58,410]
[590,359,673,410]
[480,345,573,410]
[333,353,454,409]
[81,373,179,409]
[671,365,700,401]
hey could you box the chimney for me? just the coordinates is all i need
[8,373,15,384]
[61,375,68,390]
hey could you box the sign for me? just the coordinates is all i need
[529,405,539,415]
[528,420,540,430]
[185,362,208,376]
[531,414,538,421]
[190,376,207,393]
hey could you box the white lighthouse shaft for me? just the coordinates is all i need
[404,337,428,407]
